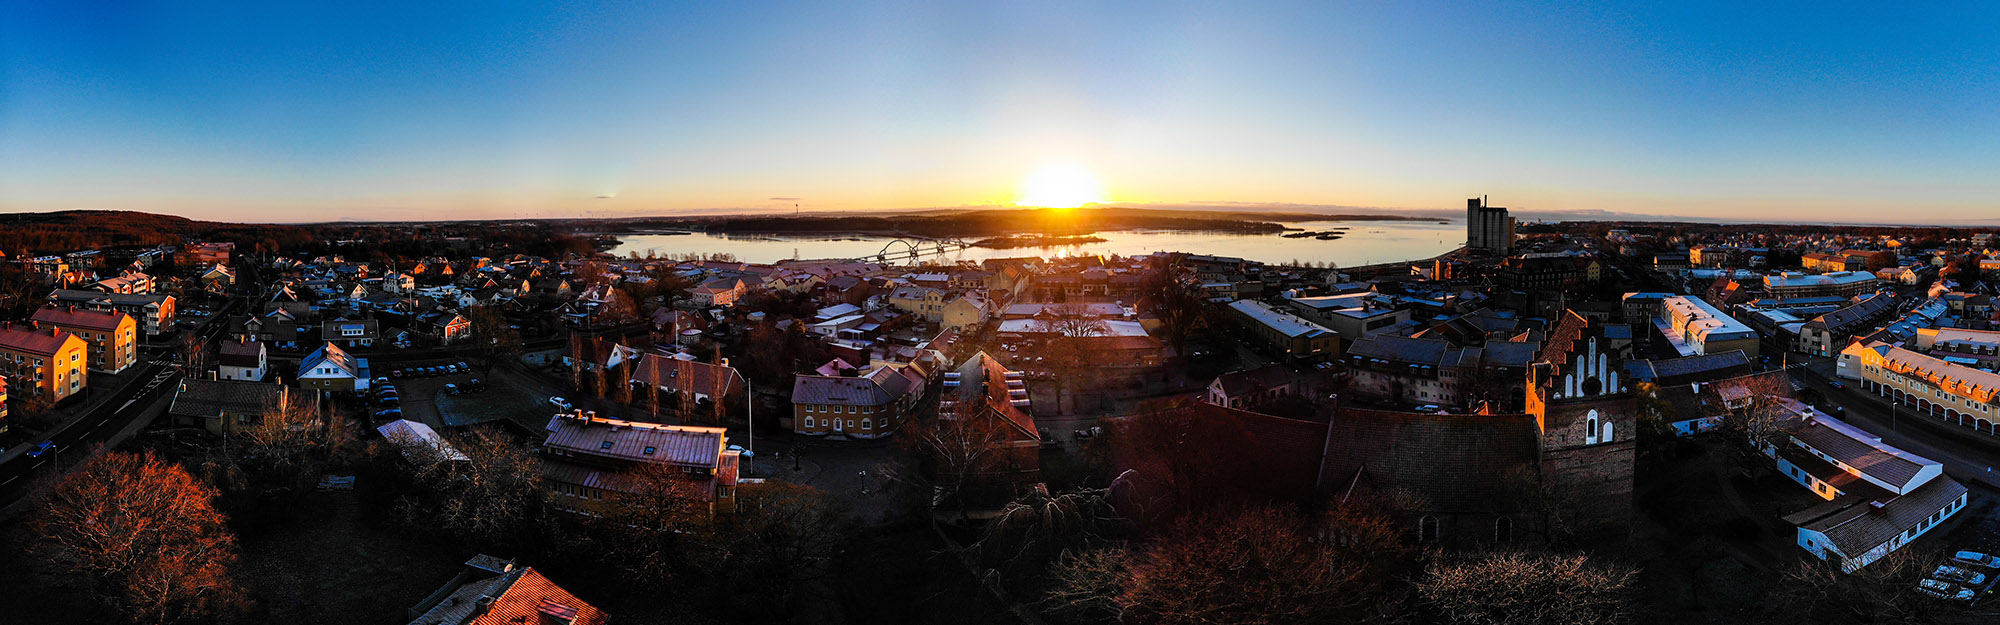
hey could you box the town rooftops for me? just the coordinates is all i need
[1876,343,2000,404]
[1229,299,1334,339]
[542,412,726,469]
[1803,293,1894,332]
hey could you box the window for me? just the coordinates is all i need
[804,416,815,428]
[1494,517,1512,543]
[861,419,873,430]
[600,441,614,450]
[1418,516,1439,543]
[643,446,656,455]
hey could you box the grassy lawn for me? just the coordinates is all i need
[436,384,551,431]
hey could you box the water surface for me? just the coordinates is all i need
[608,219,1464,267]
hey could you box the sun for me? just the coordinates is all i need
[1014,162,1106,209]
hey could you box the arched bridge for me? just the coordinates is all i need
[853,237,975,263]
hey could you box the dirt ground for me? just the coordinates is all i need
[234,489,466,624]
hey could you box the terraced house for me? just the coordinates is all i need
[0,322,89,403]
[1840,340,2000,438]
[30,306,137,373]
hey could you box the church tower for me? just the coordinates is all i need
[1527,310,1637,536]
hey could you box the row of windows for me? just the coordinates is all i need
[802,416,873,430]
[807,404,875,415]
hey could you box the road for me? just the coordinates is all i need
[0,362,182,507]
[0,294,242,510]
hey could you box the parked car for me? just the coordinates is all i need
[1931,565,1987,586]
[1918,578,1977,601]
[1828,380,1846,390]
[373,408,403,420]
[445,383,460,395]
[391,369,406,378]
[550,396,573,411]
[378,395,400,406]
[1954,551,2000,569]
[372,377,390,387]
[465,378,486,392]
[27,440,55,458]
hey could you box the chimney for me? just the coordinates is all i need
[1868,500,1887,515]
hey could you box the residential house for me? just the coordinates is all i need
[940,293,990,331]
[1204,365,1297,411]
[0,322,89,402]
[30,306,137,374]
[217,338,267,381]
[167,378,310,435]
[200,264,236,294]
[321,319,380,349]
[691,277,746,308]
[297,342,370,393]
[626,354,748,417]
[790,366,923,438]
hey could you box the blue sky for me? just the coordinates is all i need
[5,1,2000,223]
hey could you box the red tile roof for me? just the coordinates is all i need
[31,306,131,333]
[0,323,85,356]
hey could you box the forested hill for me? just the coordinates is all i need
[0,210,312,254]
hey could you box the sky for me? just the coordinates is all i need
[6,1,2000,224]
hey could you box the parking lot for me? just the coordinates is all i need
[1929,487,2000,604]
[367,361,487,428]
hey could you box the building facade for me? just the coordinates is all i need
[1466,196,1515,255]
[0,323,89,403]
[30,306,137,374]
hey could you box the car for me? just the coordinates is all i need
[456,361,470,372]
[378,395,400,406]
[372,377,390,387]
[550,396,573,411]
[727,444,754,459]
[373,408,403,419]
[1918,578,1978,601]
[1828,380,1846,390]
[1954,551,2000,569]
[391,369,405,378]
[445,383,460,395]
[1931,565,1987,586]
[26,440,55,458]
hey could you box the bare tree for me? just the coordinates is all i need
[178,332,210,375]
[1120,506,1380,625]
[1416,551,1635,625]
[1762,548,1980,625]
[31,450,248,624]
[902,410,1019,524]
[393,428,549,547]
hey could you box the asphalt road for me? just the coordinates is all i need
[0,362,181,506]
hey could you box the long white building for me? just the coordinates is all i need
[1764,399,1968,572]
